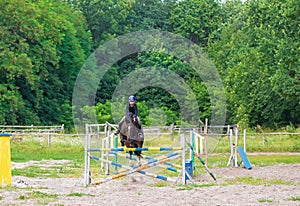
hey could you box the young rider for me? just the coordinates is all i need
[115,95,141,135]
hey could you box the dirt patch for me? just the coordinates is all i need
[1,162,299,206]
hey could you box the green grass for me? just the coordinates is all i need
[67,192,95,197]
[11,140,84,178]
[16,191,58,200]
[11,140,83,162]
[12,164,82,178]
[214,134,300,153]
[0,186,18,191]
[258,199,273,203]
[204,153,300,169]
[8,133,300,179]
[176,183,216,191]
[288,196,300,201]
[148,182,170,187]
[224,176,294,186]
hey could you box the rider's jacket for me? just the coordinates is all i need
[126,103,138,118]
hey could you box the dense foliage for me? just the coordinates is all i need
[0,0,91,129]
[1,0,299,129]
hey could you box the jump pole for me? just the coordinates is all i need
[87,147,182,152]
[185,139,217,182]
[111,152,181,173]
[190,131,195,170]
[93,152,182,185]
[91,155,178,182]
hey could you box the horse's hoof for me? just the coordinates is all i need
[137,159,143,167]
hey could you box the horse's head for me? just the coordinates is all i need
[127,122,144,142]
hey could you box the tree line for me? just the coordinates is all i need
[0,0,299,130]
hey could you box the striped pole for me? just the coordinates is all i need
[91,156,177,182]
[111,151,182,169]
[87,147,182,152]
[93,153,181,185]
[111,152,181,173]
[185,140,217,182]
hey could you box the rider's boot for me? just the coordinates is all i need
[120,138,125,146]
[114,129,120,135]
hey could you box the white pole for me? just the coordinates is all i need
[87,125,91,184]
[194,129,199,154]
[243,129,247,153]
[204,118,208,166]
[234,127,238,167]
[227,129,233,167]
[84,124,89,186]
[47,134,51,147]
[180,134,186,185]
[105,127,110,175]
[200,135,203,155]
[189,131,192,161]
[101,138,105,171]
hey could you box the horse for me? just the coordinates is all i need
[118,116,144,166]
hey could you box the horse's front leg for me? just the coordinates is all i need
[137,155,142,167]
[129,151,134,167]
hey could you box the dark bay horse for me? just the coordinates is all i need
[119,116,144,165]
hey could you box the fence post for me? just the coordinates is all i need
[0,133,12,186]
[171,124,174,141]
[47,134,51,147]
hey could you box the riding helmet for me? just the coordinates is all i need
[128,95,136,102]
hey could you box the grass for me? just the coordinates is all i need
[258,199,273,203]
[204,153,300,169]
[67,192,95,197]
[176,183,216,191]
[224,176,295,186]
[11,140,83,162]
[12,165,82,178]
[10,140,84,178]
[16,191,58,200]
[288,196,300,201]
[148,182,170,187]
[8,133,300,179]
[0,186,18,191]
[213,133,300,153]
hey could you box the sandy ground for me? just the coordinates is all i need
[1,161,300,206]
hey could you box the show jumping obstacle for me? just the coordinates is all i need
[83,123,195,186]
[83,123,218,186]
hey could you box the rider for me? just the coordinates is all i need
[114,95,141,135]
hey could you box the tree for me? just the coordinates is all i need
[208,0,300,127]
[170,0,222,47]
[0,0,91,127]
